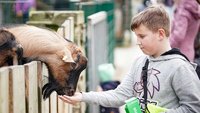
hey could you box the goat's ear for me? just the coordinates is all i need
[57,49,75,63]
[62,54,75,63]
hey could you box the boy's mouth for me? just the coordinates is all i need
[139,46,144,49]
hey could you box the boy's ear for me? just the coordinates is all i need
[158,28,166,40]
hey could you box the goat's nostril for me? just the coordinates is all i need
[69,89,75,96]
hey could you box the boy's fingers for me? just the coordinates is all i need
[63,95,71,99]
[59,95,77,105]
[59,96,72,103]
[63,95,77,105]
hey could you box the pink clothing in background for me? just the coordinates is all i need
[170,0,200,61]
[15,0,36,14]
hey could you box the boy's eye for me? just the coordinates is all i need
[139,35,145,39]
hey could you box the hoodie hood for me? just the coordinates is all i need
[148,48,188,62]
[147,48,198,69]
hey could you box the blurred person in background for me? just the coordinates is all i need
[138,0,174,20]
[138,0,151,12]
[194,1,200,75]
[15,0,36,23]
[169,0,200,61]
[161,0,174,21]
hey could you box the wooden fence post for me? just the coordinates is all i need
[25,61,39,113]
[41,63,50,113]
[0,60,76,113]
[0,68,9,113]
[11,66,26,113]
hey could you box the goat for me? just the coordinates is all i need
[0,29,23,67]
[6,25,87,99]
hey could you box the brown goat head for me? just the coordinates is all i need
[42,41,88,99]
[0,29,23,67]
[6,25,87,99]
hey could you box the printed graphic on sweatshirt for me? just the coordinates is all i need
[133,68,160,98]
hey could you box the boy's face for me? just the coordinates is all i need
[134,24,161,57]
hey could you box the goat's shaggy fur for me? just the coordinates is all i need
[5,25,87,99]
[0,29,23,67]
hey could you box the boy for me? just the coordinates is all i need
[59,5,200,113]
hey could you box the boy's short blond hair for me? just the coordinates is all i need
[131,5,170,37]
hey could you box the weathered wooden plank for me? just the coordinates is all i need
[41,64,49,113]
[57,94,73,113]
[11,66,26,113]
[37,61,42,113]
[9,68,13,113]
[73,71,86,113]
[50,92,57,113]
[0,68,9,113]
[58,98,64,113]
[66,103,73,113]
[25,61,38,113]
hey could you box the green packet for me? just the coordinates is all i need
[125,97,142,113]
[146,104,167,113]
[125,97,168,113]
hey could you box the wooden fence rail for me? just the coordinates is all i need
[0,61,72,113]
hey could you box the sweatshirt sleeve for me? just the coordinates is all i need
[81,57,143,107]
[166,63,200,113]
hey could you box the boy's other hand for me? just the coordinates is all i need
[58,92,82,105]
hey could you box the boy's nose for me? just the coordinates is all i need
[136,41,142,45]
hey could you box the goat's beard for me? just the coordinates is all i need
[42,82,75,100]
[42,83,57,100]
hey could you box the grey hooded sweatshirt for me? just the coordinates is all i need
[82,54,200,113]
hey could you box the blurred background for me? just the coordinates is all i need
[0,0,199,113]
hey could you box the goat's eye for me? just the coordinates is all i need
[71,62,76,69]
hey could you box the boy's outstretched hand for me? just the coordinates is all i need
[58,92,83,105]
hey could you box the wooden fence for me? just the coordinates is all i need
[0,61,76,113]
